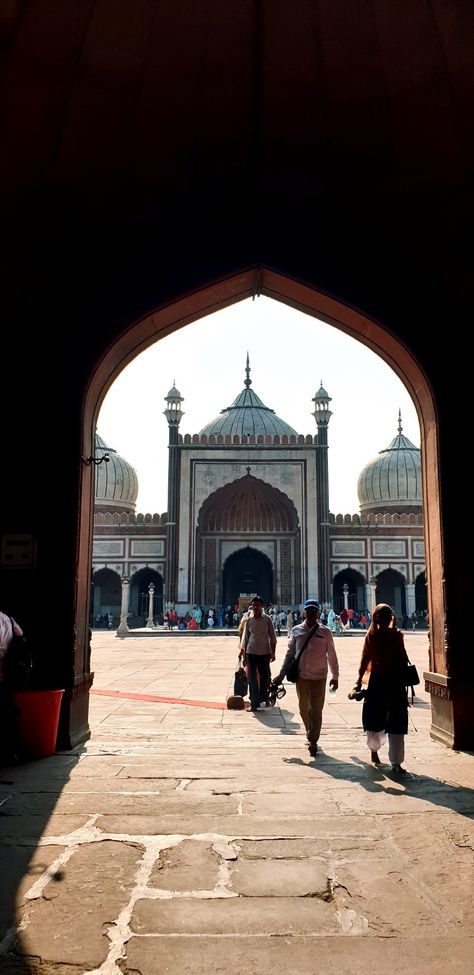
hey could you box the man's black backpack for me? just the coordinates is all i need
[4,619,33,690]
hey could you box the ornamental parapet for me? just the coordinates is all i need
[94,511,167,526]
[329,511,423,525]
[179,433,317,445]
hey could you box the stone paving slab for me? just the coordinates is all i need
[131,896,340,935]
[1,632,473,975]
[124,935,474,974]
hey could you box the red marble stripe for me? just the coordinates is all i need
[90,688,225,710]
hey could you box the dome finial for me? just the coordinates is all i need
[398,409,403,434]
[245,352,252,388]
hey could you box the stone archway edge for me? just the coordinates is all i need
[81,269,452,745]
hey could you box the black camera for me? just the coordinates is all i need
[268,681,287,707]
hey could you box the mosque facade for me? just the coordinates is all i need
[92,360,426,629]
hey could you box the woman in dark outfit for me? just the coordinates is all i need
[353,603,409,774]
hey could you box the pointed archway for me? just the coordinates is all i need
[375,568,407,622]
[195,472,301,608]
[81,269,454,746]
[223,547,273,607]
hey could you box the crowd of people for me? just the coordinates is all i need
[237,596,411,773]
[2,596,414,773]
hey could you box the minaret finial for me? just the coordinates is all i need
[398,409,403,434]
[245,353,252,388]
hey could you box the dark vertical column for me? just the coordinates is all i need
[316,427,331,604]
[312,384,333,606]
[166,426,180,606]
[164,385,184,608]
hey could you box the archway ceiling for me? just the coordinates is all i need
[198,475,298,533]
[1,1,472,317]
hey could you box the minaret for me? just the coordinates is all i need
[164,382,184,607]
[312,382,333,605]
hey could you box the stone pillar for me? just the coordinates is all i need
[342,582,349,610]
[146,582,155,629]
[116,576,130,639]
[405,582,416,617]
[364,583,373,610]
[369,576,377,610]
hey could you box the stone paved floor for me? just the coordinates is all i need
[1,631,473,974]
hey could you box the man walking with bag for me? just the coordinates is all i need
[272,599,339,757]
[240,596,277,712]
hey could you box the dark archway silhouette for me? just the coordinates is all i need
[376,568,407,621]
[91,567,121,627]
[332,567,367,613]
[223,547,273,606]
[415,571,428,616]
[129,567,163,623]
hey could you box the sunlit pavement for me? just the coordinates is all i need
[1,632,473,974]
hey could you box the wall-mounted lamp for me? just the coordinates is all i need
[83,453,110,466]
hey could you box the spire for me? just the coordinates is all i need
[398,409,403,434]
[244,352,252,388]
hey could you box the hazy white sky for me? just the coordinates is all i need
[97,296,420,515]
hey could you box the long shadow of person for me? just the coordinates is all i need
[249,705,301,734]
[283,750,474,818]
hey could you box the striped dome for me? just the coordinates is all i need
[94,433,138,512]
[357,417,422,513]
[198,475,298,533]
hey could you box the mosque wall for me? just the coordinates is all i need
[175,444,320,607]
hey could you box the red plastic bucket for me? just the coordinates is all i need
[13,689,64,759]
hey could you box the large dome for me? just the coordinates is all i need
[198,356,297,439]
[357,417,422,514]
[94,433,139,512]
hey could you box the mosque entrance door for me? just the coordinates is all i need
[223,547,273,606]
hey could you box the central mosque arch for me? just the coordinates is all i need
[195,473,301,608]
[223,547,273,607]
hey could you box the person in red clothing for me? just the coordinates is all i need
[352,603,409,774]
[339,607,349,629]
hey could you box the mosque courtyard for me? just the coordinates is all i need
[1,630,473,974]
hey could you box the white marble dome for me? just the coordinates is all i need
[357,417,422,513]
[198,355,297,439]
[94,433,138,512]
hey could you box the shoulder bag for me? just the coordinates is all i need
[286,624,319,683]
[233,664,248,697]
[405,660,420,686]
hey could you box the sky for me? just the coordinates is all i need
[97,296,420,516]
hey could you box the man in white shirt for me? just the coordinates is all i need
[273,599,339,757]
[241,596,277,712]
